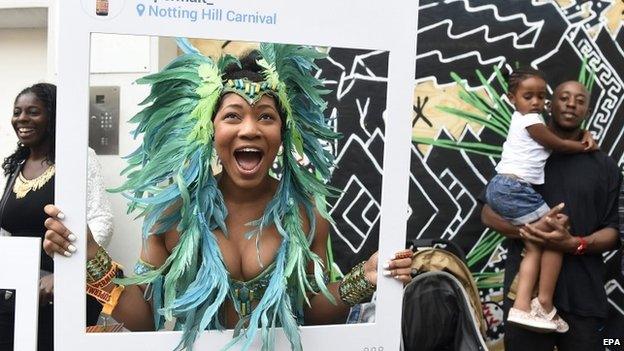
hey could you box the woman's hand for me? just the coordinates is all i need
[364,249,414,285]
[43,204,100,259]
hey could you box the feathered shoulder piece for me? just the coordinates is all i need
[112,40,341,351]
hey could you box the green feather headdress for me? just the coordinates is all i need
[112,40,341,350]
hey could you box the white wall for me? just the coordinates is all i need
[89,71,148,271]
[0,27,48,161]
[90,35,178,270]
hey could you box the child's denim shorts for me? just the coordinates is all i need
[485,174,550,225]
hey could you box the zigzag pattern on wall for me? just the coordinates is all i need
[316,48,389,273]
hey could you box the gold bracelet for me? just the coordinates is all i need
[339,261,376,306]
[86,247,113,283]
[90,262,119,289]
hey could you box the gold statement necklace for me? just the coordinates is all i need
[12,164,55,199]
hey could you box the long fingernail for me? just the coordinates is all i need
[394,251,413,260]
[382,270,392,276]
[57,212,65,219]
[68,234,77,242]
[383,261,390,269]
[68,245,77,253]
[63,251,72,257]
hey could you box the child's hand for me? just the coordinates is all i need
[581,130,599,151]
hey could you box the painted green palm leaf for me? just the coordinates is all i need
[412,137,503,158]
[578,57,596,130]
[472,271,505,289]
[466,229,506,289]
[578,56,596,94]
[435,106,508,138]
[413,66,511,158]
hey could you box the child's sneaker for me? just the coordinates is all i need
[507,307,557,332]
[530,298,569,333]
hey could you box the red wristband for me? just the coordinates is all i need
[574,236,587,255]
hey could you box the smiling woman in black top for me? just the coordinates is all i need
[0,83,110,351]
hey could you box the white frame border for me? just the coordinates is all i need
[0,237,41,351]
[56,1,418,349]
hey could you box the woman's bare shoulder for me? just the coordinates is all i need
[140,229,180,267]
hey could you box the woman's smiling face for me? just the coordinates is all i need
[12,92,50,148]
[213,93,282,189]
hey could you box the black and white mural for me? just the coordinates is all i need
[409,1,624,349]
[317,49,389,272]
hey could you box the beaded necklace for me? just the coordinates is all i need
[12,164,55,199]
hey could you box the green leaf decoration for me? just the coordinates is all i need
[413,137,502,158]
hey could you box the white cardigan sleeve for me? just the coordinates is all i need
[87,148,114,248]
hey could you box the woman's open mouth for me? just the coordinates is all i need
[17,127,36,138]
[233,147,264,174]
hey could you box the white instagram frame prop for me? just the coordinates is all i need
[56,1,418,349]
[0,237,41,351]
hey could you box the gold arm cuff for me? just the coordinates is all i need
[339,261,375,306]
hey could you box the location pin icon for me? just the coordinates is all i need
[137,4,146,16]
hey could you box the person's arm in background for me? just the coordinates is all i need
[86,148,114,248]
[521,164,622,254]
[481,204,521,238]
[481,202,566,238]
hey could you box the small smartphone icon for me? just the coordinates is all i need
[96,0,109,16]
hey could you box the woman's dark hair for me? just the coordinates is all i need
[216,50,285,127]
[222,50,265,82]
[2,83,56,176]
[506,66,547,94]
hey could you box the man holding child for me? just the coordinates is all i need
[481,80,621,351]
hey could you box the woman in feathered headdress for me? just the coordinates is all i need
[43,42,413,350]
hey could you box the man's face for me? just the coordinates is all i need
[551,81,590,131]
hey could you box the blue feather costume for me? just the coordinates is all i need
[113,41,341,350]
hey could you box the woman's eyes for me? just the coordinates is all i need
[12,108,41,117]
[221,112,277,122]
[258,113,276,121]
[223,113,240,120]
